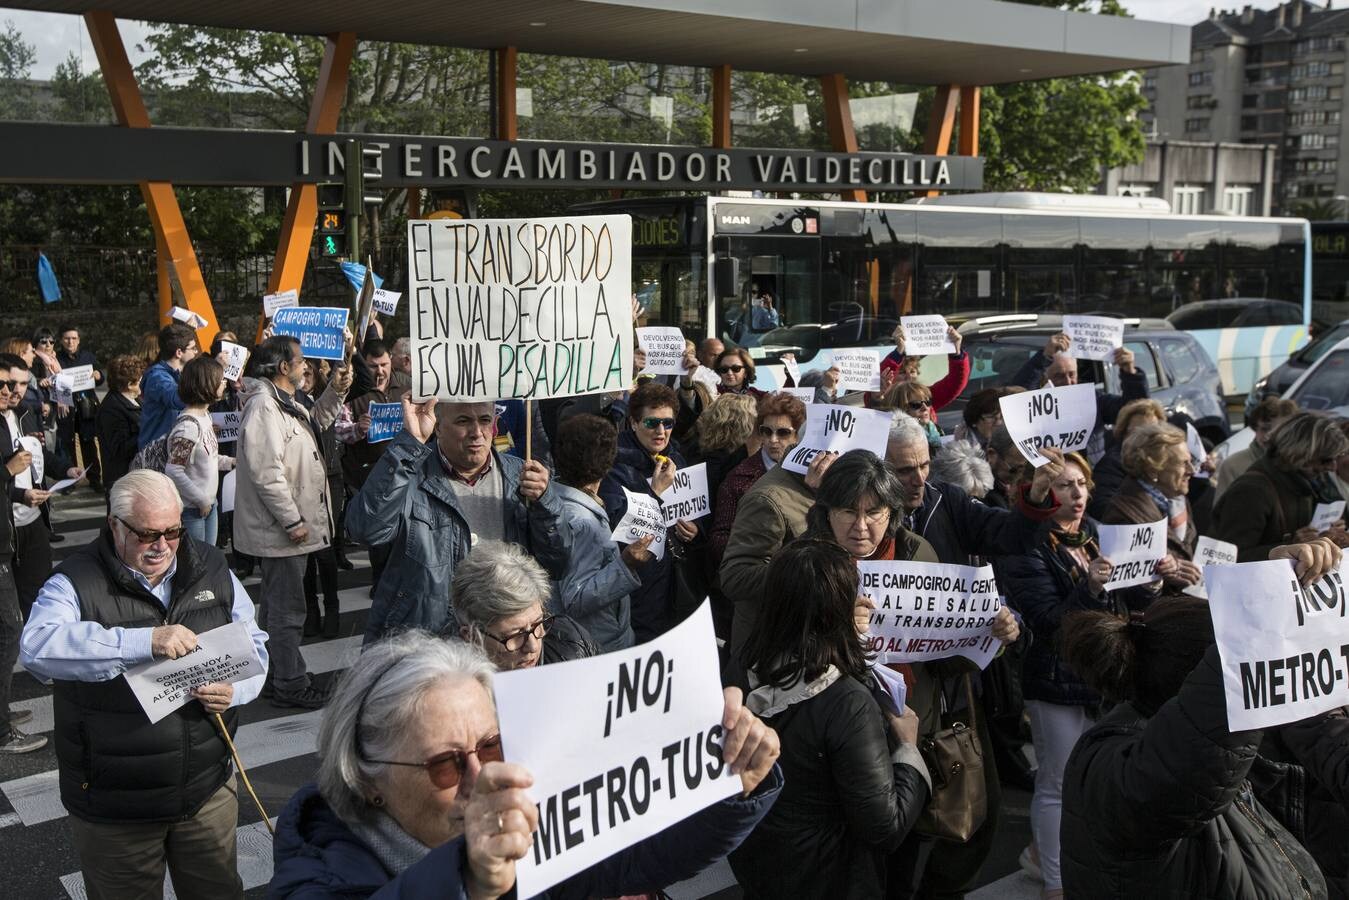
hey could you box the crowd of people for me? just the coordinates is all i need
[1,314,1348,900]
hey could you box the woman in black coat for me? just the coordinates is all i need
[729,538,929,900]
[93,354,143,498]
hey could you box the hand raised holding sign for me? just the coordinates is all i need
[1113,346,1136,374]
[462,761,539,900]
[402,395,439,444]
[5,449,31,477]
[1028,447,1066,503]
[518,460,551,502]
[190,682,234,714]
[804,449,839,491]
[1086,556,1114,596]
[719,686,781,796]
[854,594,876,636]
[1043,332,1071,358]
[1270,537,1343,586]
[991,606,1020,645]
[151,624,198,660]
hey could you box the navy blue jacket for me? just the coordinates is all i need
[909,480,1056,566]
[269,773,783,899]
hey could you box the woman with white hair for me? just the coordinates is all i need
[452,541,599,669]
[930,440,995,500]
[269,631,784,898]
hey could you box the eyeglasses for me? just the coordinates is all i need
[0,380,23,391]
[829,506,891,527]
[483,615,554,653]
[907,399,933,411]
[36,338,53,346]
[640,417,676,431]
[758,426,795,440]
[717,365,745,375]
[115,516,186,544]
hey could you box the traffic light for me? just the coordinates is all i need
[316,182,345,257]
[343,140,383,261]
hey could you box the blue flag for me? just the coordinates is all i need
[37,253,61,303]
[340,261,383,294]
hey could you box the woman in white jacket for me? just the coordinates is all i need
[165,355,234,545]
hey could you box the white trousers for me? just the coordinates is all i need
[1026,700,1093,890]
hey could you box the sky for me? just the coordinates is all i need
[0,1,1296,80]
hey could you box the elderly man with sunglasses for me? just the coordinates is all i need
[20,469,268,900]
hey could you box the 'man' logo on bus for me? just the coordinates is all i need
[721,215,751,225]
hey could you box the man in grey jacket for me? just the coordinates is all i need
[347,396,570,644]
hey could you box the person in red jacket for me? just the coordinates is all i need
[869,323,970,410]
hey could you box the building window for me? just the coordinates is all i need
[1241,115,1259,130]
[1185,118,1210,133]
[1242,93,1259,108]
[1329,134,1340,148]
[1191,48,1209,63]
[1296,36,1346,54]
[1300,132,1326,149]
[1223,187,1254,216]
[1118,184,1153,197]
[1328,110,1342,125]
[1143,74,1157,91]
[1331,86,1343,101]
[1188,71,1212,87]
[1173,186,1206,216]
[1187,95,1215,110]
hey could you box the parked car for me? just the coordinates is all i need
[935,314,1231,445]
[1244,319,1349,422]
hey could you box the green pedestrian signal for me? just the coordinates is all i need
[320,234,344,257]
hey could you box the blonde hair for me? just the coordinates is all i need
[696,393,758,453]
[1112,398,1165,442]
[1121,422,1186,481]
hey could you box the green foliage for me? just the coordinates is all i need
[1290,198,1343,221]
[0,18,37,120]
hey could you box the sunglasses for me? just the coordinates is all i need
[717,365,745,375]
[907,399,933,410]
[483,615,554,653]
[640,417,676,431]
[758,426,795,439]
[36,338,53,345]
[0,380,24,391]
[115,517,186,544]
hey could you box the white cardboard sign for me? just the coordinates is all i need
[780,352,802,386]
[858,560,1004,670]
[998,383,1097,468]
[830,348,882,392]
[262,289,299,317]
[492,603,739,898]
[779,387,816,405]
[1183,536,1239,599]
[407,214,633,401]
[899,315,955,356]
[656,462,710,526]
[636,327,687,376]
[1096,519,1167,590]
[63,365,95,392]
[1062,315,1124,362]
[610,487,667,560]
[210,411,241,443]
[1312,500,1347,533]
[372,288,401,316]
[1206,558,1349,730]
[167,306,208,329]
[1185,422,1209,479]
[123,621,263,724]
[781,404,891,475]
[51,373,74,408]
[220,342,250,382]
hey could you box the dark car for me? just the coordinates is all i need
[939,314,1231,445]
[1243,319,1349,422]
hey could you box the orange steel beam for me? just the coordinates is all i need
[958,86,981,157]
[711,64,732,149]
[496,46,518,141]
[85,10,219,344]
[924,84,961,198]
[820,73,866,203]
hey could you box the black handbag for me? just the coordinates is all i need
[915,675,988,843]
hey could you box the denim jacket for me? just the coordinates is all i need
[554,483,641,653]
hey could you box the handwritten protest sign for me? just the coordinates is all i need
[492,602,739,897]
[782,404,891,475]
[367,402,404,443]
[900,315,955,356]
[611,487,667,560]
[830,348,882,392]
[1062,315,1124,362]
[1096,519,1166,590]
[780,352,801,386]
[220,342,249,382]
[210,411,241,443]
[1206,558,1349,730]
[167,306,208,329]
[407,214,633,401]
[263,289,298,317]
[998,383,1097,467]
[51,373,73,408]
[636,327,687,376]
[63,365,94,392]
[1312,500,1347,533]
[858,560,1004,670]
[372,289,401,316]
[780,387,815,405]
[656,462,710,526]
[272,307,349,361]
[123,622,263,724]
[221,469,236,513]
[1184,536,1238,599]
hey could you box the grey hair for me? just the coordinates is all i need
[316,630,497,824]
[109,470,183,521]
[391,337,411,361]
[931,440,995,497]
[805,449,908,539]
[1267,411,1349,473]
[451,541,553,642]
[887,411,928,450]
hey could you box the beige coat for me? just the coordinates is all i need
[233,377,345,558]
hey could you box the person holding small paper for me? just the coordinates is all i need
[270,630,783,900]
[19,470,268,900]
[165,356,235,547]
[95,354,144,501]
[55,324,104,491]
[876,323,969,412]
[138,322,200,450]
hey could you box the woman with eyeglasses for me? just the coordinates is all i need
[711,392,807,566]
[270,629,784,899]
[29,327,59,431]
[714,348,765,399]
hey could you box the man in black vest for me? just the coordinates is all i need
[20,470,268,899]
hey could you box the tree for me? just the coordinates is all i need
[0,19,37,120]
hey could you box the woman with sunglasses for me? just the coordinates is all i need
[711,392,807,566]
[714,347,765,399]
[271,628,783,899]
[885,381,943,454]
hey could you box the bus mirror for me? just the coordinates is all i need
[715,257,739,298]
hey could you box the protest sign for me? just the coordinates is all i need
[372,288,401,316]
[220,342,249,382]
[655,462,710,526]
[48,475,82,494]
[998,383,1097,467]
[780,352,801,386]
[1205,558,1349,730]
[123,621,263,724]
[900,315,955,356]
[1096,519,1166,590]
[830,348,882,392]
[782,404,891,475]
[636,327,687,376]
[780,387,815,405]
[262,289,298,317]
[1062,315,1124,362]
[1185,422,1209,478]
[1312,500,1347,533]
[492,602,739,897]
[858,560,1005,670]
[221,470,236,513]
[167,306,208,329]
[691,366,721,393]
[407,214,633,401]
[611,487,667,560]
[51,373,74,408]
[210,411,241,443]
[367,402,405,443]
[272,307,350,361]
[63,365,94,392]
[1184,536,1239,599]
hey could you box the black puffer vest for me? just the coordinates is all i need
[52,530,238,823]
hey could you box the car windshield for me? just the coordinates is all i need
[1292,348,1349,410]
[1298,322,1349,364]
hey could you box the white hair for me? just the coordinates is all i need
[109,470,183,521]
[930,440,996,497]
[887,411,928,450]
[451,541,552,643]
[391,337,411,361]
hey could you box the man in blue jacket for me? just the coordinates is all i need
[137,323,199,449]
[346,396,571,644]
